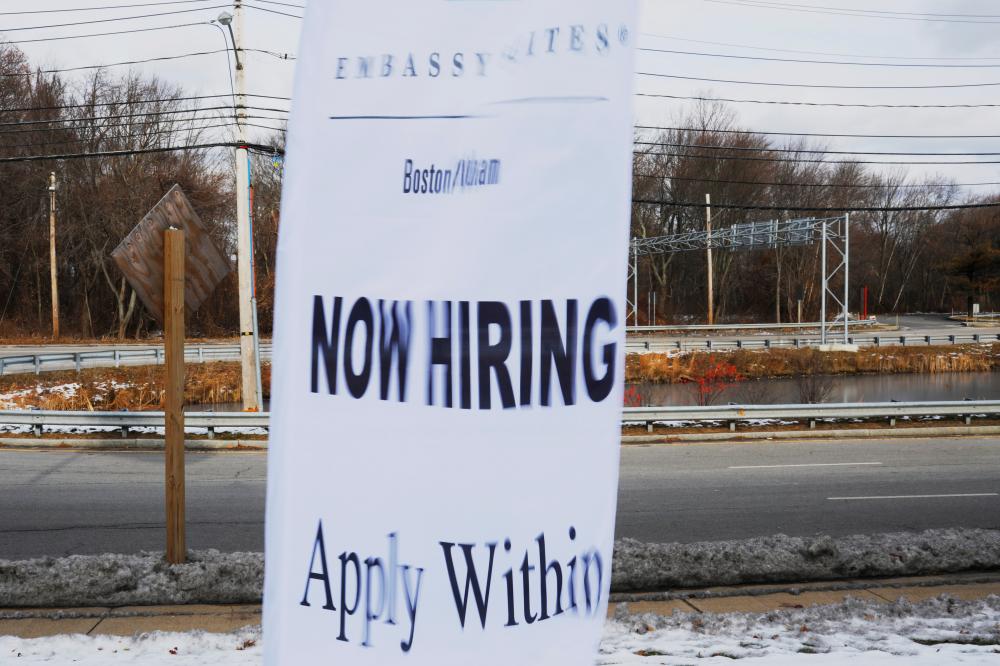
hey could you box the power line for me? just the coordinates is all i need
[633,150,1000,166]
[633,198,1000,212]
[244,3,302,19]
[638,71,1000,90]
[0,50,229,77]
[0,93,288,114]
[0,5,228,31]
[0,113,285,137]
[0,1,216,15]
[251,0,304,8]
[0,120,242,151]
[0,105,286,129]
[636,92,1000,109]
[1,21,207,45]
[632,172,999,190]
[635,125,1000,140]
[710,0,1000,19]
[635,141,1000,158]
[638,47,1000,69]
[640,33,1000,62]
[0,141,283,164]
[705,0,1000,24]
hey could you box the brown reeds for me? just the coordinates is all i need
[626,344,1000,384]
[0,362,271,411]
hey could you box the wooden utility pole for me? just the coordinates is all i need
[705,193,714,326]
[48,172,59,339]
[164,228,186,564]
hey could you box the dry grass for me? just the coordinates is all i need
[626,344,1000,384]
[0,362,271,411]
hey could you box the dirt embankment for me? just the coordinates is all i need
[0,362,270,411]
[626,344,1000,384]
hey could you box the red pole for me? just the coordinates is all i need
[862,286,869,320]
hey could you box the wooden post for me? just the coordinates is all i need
[164,228,186,564]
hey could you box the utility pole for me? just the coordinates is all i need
[48,172,59,339]
[705,193,714,326]
[222,2,262,411]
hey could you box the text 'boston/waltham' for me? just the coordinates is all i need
[403,158,500,195]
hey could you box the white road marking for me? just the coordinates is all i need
[828,493,998,501]
[728,462,883,470]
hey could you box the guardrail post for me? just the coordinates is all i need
[74,353,81,374]
[706,340,712,350]
[0,359,4,376]
[808,418,816,429]
[198,346,205,363]
[33,424,41,437]
[34,356,40,375]
[155,348,162,365]
[889,417,896,427]
[874,336,880,347]
[736,340,743,349]
[121,426,128,439]
[900,336,906,347]
[974,334,982,343]
[114,350,120,368]
[729,420,736,433]
[949,335,956,344]
[646,421,652,434]
[925,336,932,345]
[794,338,800,348]
[764,339,771,349]
[965,415,972,425]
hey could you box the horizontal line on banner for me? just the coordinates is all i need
[729,462,883,469]
[491,96,609,105]
[328,115,484,121]
[827,493,999,501]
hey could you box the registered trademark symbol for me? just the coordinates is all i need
[618,25,630,45]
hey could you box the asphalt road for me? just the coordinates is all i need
[0,436,997,559]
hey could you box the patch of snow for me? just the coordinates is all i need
[612,528,1000,592]
[602,595,1000,664]
[2,597,999,664]
[3,529,999,608]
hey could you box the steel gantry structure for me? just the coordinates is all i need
[628,215,851,344]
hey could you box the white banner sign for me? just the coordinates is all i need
[264,2,636,663]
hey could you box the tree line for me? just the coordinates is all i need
[631,100,1000,325]
[0,44,282,339]
[1,41,996,338]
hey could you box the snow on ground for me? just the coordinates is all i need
[4,530,999,607]
[1,597,998,664]
[601,596,1000,665]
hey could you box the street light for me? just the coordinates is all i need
[215,4,263,412]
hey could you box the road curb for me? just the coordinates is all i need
[622,424,1000,444]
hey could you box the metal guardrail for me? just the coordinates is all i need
[1,400,997,438]
[2,331,996,375]
[626,333,1000,352]
[627,320,874,333]
[623,400,1000,431]
[0,410,269,438]
[0,344,274,376]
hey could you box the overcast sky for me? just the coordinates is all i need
[9,0,1000,192]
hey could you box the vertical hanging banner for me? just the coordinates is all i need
[264,1,636,664]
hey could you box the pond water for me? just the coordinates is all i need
[629,371,1000,406]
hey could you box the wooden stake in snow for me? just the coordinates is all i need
[164,227,186,564]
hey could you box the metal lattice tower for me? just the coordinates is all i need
[628,215,851,344]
